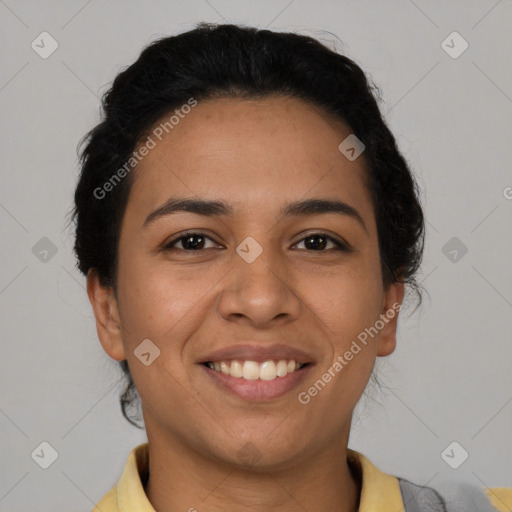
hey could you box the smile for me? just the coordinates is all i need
[204,359,307,381]
[201,360,313,401]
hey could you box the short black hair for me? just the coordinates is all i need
[69,22,425,428]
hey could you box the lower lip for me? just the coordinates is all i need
[200,364,313,401]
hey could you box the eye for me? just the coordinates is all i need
[163,232,350,253]
[164,232,219,251]
[293,233,349,252]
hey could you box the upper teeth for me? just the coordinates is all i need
[206,360,305,380]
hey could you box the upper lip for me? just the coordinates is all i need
[198,343,316,364]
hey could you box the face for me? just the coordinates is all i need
[88,96,403,469]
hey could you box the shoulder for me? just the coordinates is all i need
[398,477,512,512]
[90,443,151,512]
[92,485,118,511]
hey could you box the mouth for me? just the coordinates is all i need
[199,357,314,401]
[197,343,316,401]
[202,359,310,380]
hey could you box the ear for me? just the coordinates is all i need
[86,269,126,361]
[376,281,405,357]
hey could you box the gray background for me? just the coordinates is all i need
[1,0,511,510]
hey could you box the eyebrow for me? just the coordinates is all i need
[142,197,367,232]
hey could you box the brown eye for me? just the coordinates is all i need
[294,233,348,251]
[164,233,217,251]
[163,232,349,253]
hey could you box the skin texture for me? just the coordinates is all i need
[88,96,404,512]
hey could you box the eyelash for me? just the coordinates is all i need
[163,232,350,253]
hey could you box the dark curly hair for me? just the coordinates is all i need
[68,22,425,428]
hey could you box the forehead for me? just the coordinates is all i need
[125,96,373,224]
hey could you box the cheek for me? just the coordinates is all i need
[303,265,383,404]
[116,257,223,369]
[305,263,384,340]
[115,263,208,409]
[304,282,381,412]
[117,245,191,327]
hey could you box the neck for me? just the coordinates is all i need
[144,426,361,512]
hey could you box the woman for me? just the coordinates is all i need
[71,23,510,512]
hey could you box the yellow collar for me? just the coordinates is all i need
[347,448,405,510]
[93,443,405,511]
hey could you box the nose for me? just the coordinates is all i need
[217,246,302,328]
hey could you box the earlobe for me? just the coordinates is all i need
[86,269,126,361]
[376,281,405,357]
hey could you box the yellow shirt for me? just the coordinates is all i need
[92,442,511,511]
